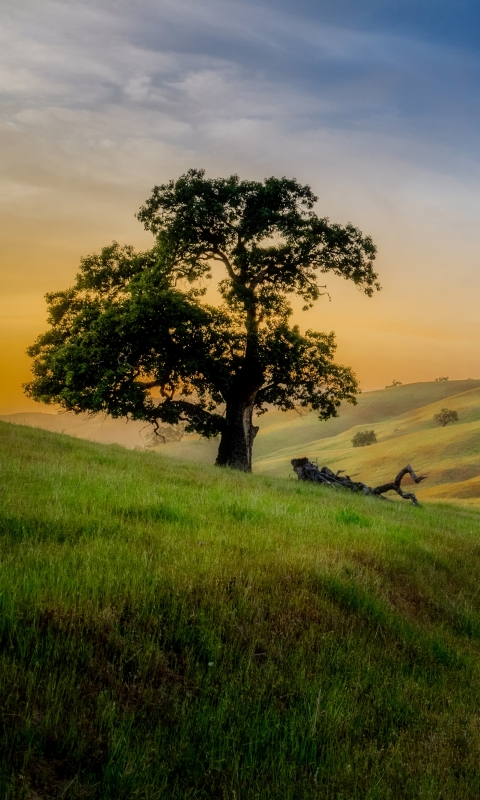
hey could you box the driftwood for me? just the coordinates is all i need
[291,458,427,506]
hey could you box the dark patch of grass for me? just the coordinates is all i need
[118,503,187,525]
[0,509,99,546]
[225,501,266,524]
[336,508,372,527]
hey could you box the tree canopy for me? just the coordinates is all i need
[433,408,458,427]
[352,430,377,447]
[25,169,379,470]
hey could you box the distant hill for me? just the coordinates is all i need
[158,380,480,502]
[254,384,480,504]
[0,411,149,449]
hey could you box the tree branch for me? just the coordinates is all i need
[159,384,175,400]
[249,262,281,288]
[210,247,236,280]
[291,459,427,506]
[153,399,225,437]
[370,465,427,505]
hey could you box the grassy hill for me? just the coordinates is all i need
[2,421,480,798]
[0,411,149,449]
[158,380,480,502]
[4,381,480,502]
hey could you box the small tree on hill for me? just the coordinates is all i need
[385,379,402,388]
[433,408,458,427]
[435,376,449,382]
[352,430,377,447]
[25,169,379,472]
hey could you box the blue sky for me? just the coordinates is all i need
[1,0,480,407]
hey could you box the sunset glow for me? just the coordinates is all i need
[2,0,480,412]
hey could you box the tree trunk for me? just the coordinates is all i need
[216,300,262,471]
[216,396,259,471]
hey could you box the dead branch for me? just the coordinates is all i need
[291,458,427,506]
[369,465,428,505]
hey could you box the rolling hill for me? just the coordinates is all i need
[3,379,480,502]
[0,410,150,449]
[2,420,480,798]
[158,380,480,502]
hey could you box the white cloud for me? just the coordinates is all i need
[1,0,480,387]
[0,179,50,204]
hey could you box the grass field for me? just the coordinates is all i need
[4,380,480,502]
[158,380,480,501]
[2,420,480,798]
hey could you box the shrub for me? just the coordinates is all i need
[352,430,377,447]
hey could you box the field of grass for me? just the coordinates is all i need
[2,420,480,798]
[158,381,480,501]
[4,381,480,502]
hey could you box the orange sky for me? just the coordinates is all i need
[2,2,480,414]
[2,174,479,415]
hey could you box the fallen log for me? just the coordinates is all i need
[291,458,427,506]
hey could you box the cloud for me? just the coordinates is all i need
[1,0,480,406]
[3,0,478,133]
[0,179,50,204]
[2,0,479,213]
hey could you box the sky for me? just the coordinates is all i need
[1,0,480,412]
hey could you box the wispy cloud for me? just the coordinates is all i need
[1,0,480,402]
[3,0,478,134]
[2,0,479,223]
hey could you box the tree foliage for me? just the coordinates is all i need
[433,408,458,427]
[352,430,377,447]
[25,169,379,470]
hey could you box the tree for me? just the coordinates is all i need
[352,430,377,447]
[25,169,379,472]
[435,376,449,382]
[433,408,458,427]
[385,379,402,388]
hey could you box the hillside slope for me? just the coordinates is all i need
[0,410,149,448]
[158,380,480,500]
[1,421,480,798]
[255,385,480,501]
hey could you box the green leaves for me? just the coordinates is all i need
[26,169,378,458]
[137,169,379,309]
[256,325,358,417]
[26,247,232,430]
[433,408,458,427]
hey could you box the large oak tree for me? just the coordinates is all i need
[26,170,379,471]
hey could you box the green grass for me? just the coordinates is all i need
[2,420,480,798]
